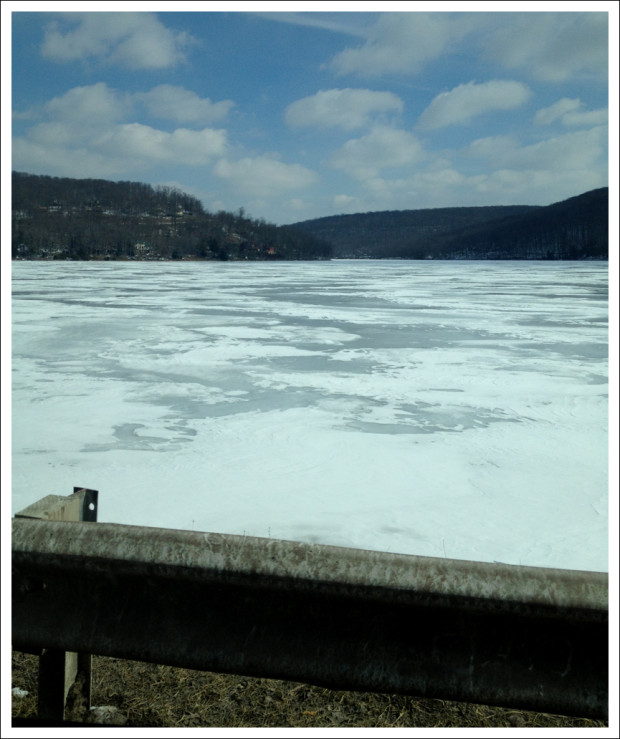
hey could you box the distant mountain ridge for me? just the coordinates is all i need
[290,188,608,260]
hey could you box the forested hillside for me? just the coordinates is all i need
[290,189,608,260]
[11,172,332,261]
[12,172,607,262]
[422,188,608,260]
[291,205,538,259]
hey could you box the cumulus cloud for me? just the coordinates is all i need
[562,108,608,128]
[41,12,192,69]
[417,80,531,130]
[535,99,608,128]
[466,126,607,173]
[22,121,78,148]
[329,13,454,77]
[13,122,228,176]
[534,98,582,126]
[15,84,131,155]
[468,166,606,206]
[12,82,229,176]
[466,135,520,162]
[483,12,607,82]
[325,12,607,84]
[332,149,605,214]
[285,88,403,130]
[11,137,127,179]
[324,167,482,214]
[44,82,130,126]
[331,126,425,180]
[97,123,228,166]
[136,85,234,125]
[336,120,608,213]
[213,156,319,197]
[40,82,234,129]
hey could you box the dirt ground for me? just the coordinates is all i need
[11,651,607,729]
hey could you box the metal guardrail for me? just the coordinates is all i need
[12,490,608,723]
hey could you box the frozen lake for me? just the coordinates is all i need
[10,260,609,572]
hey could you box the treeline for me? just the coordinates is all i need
[418,188,609,260]
[11,172,332,261]
[290,189,608,260]
[12,172,205,217]
[291,205,538,259]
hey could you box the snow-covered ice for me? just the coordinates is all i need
[10,260,609,572]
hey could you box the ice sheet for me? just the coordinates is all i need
[11,260,609,571]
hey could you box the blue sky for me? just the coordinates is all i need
[5,2,617,225]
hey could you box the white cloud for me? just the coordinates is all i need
[331,156,604,215]
[12,120,229,178]
[23,121,77,148]
[324,167,479,214]
[16,84,131,154]
[469,167,606,205]
[535,99,609,128]
[12,82,229,177]
[483,12,608,83]
[97,123,228,166]
[417,80,531,130]
[288,198,312,213]
[214,156,319,197]
[329,13,455,77]
[466,126,607,173]
[562,108,608,128]
[466,135,520,162]
[331,119,608,213]
[253,12,371,38]
[38,82,235,129]
[325,12,608,84]
[285,88,403,131]
[136,85,234,125]
[534,98,582,126]
[44,82,130,126]
[331,127,425,180]
[333,194,358,209]
[41,12,192,69]
[12,137,128,179]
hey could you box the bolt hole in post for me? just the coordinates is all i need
[77,488,99,523]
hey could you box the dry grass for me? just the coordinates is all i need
[11,651,607,729]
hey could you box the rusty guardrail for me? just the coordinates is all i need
[12,491,608,722]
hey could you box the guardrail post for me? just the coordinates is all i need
[14,488,98,722]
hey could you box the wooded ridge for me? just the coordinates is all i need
[11,172,332,261]
[12,172,607,261]
[289,188,608,260]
